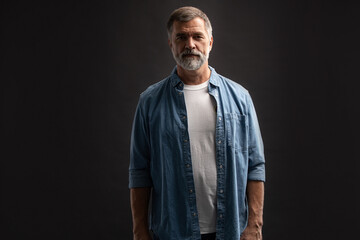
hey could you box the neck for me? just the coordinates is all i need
[177,62,211,85]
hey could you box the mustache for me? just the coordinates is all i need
[180,49,202,58]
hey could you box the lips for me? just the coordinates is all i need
[182,54,200,58]
[181,49,201,58]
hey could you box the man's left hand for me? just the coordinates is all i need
[240,225,262,240]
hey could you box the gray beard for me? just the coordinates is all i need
[173,48,209,71]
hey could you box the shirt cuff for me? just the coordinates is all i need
[248,166,266,182]
[129,168,153,188]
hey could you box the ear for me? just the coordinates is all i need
[168,38,172,48]
[209,36,214,51]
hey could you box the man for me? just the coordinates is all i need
[129,6,265,240]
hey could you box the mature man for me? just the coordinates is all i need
[129,6,265,240]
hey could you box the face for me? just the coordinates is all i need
[169,17,213,71]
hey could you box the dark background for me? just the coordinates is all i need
[1,0,359,239]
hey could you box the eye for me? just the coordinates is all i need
[176,35,187,40]
[194,35,204,40]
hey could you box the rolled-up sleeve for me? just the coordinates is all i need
[246,93,266,182]
[129,96,153,188]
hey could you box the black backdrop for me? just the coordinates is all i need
[1,0,359,239]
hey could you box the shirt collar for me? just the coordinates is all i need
[170,65,220,88]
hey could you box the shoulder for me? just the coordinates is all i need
[138,76,171,101]
[211,69,256,115]
[219,74,249,94]
[140,77,170,97]
[215,71,251,101]
[136,75,173,113]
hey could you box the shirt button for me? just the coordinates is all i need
[184,139,188,143]
[219,214,223,218]
[218,117,221,121]
[220,189,223,193]
[193,212,196,217]
[186,164,190,168]
[219,164,223,169]
[218,140,221,144]
[189,189,193,193]
[182,115,186,119]
[178,92,182,95]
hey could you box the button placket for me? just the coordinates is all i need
[176,83,201,235]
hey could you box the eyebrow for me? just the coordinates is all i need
[175,32,205,37]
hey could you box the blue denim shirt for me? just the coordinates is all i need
[129,66,265,240]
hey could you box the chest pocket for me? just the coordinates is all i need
[225,113,248,152]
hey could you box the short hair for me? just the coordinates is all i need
[167,6,213,39]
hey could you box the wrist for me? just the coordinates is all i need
[133,229,151,240]
[133,226,149,234]
[247,216,263,229]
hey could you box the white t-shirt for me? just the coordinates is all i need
[183,80,217,234]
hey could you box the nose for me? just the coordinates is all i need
[185,37,196,49]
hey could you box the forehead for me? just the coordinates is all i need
[172,17,207,35]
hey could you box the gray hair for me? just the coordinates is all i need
[167,6,213,39]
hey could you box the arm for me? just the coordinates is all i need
[241,94,265,240]
[240,180,264,240]
[130,187,152,240]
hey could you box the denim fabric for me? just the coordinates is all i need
[129,66,265,240]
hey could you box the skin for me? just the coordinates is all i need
[131,17,264,240]
[240,181,264,240]
[168,17,213,85]
[130,187,151,240]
